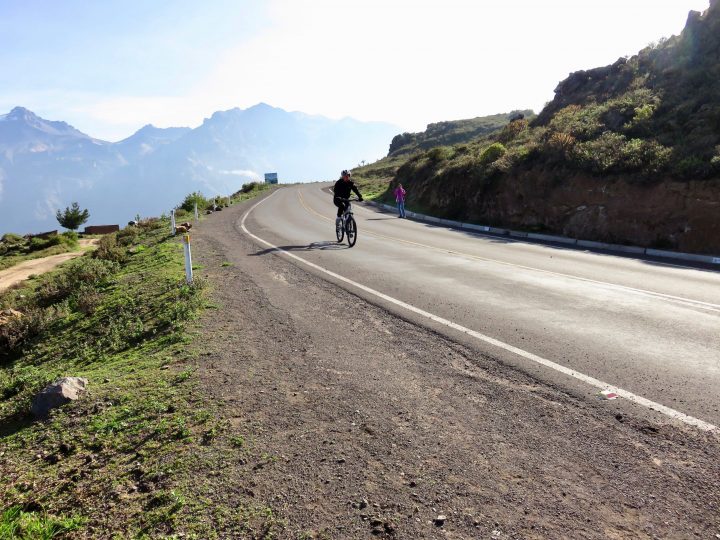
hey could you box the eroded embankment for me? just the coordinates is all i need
[401,173,720,255]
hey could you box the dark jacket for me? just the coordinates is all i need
[333,178,362,200]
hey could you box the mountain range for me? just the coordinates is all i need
[0,103,399,235]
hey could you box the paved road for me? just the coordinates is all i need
[241,184,720,428]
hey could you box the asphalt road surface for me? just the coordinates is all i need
[241,184,720,430]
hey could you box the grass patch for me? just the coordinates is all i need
[0,232,82,272]
[0,193,285,538]
[352,155,409,201]
[0,505,85,539]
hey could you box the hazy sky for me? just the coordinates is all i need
[0,0,710,141]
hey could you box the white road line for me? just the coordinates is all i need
[304,189,720,314]
[241,190,718,433]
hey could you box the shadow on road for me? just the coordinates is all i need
[251,241,350,256]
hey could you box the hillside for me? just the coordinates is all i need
[388,110,533,156]
[352,111,531,198]
[378,1,720,254]
[0,104,398,235]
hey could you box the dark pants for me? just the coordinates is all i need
[334,198,349,217]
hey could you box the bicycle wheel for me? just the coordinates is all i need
[346,216,357,247]
[336,217,344,242]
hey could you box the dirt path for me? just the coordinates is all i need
[190,197,720,539]
[0,239,98,292]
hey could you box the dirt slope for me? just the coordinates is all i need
[189,197,720,539]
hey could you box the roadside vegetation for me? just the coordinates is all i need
[0,187,281,538]
[173,182,272,221]
[0,232,82,272]
[354,5,720,250]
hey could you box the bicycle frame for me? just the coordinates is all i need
[335,197,358,247]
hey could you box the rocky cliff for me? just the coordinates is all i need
[387,1,720,255]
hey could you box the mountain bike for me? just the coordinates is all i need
[335,197,358,247]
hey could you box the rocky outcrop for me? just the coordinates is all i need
[31,377,88,418]
[400,174,720,254]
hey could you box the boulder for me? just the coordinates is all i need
[31,377,88,418]
[0,308,23,326]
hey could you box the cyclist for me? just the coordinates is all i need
[333,169,363,226]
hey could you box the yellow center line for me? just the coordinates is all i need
[296,189,720,312]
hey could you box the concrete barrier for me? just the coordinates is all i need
[645,248,719,264]
[362,199,719,265]
[527,233,578,245]
[462,223,491,232]
[577,240,646,254]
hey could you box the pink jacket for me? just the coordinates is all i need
[394,186,406,202]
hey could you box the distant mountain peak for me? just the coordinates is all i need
[4,106,38,121]
[248,102,275,111]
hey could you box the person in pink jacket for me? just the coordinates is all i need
[394,183,407,218]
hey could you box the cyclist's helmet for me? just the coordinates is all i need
[341,169,351,177]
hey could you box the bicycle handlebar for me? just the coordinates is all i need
[335,196,361,202]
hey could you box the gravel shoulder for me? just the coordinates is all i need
[190,195,720,539]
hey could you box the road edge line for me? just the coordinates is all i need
[240,191,718,434]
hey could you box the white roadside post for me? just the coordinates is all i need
[170,209,176,235]
[194,202,199,221]
[183,234,193,284]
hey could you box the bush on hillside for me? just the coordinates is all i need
[241,182,261,193]
[61,231,79,245]
[620,138,671,175]
[575,132,627,173]
[498,119,529,143]
[479,143,507,165]
[0,307,56,359]
[35,257,118,307]
[93,234,128,264]
[427,146,454,162]
[1,233,24,245]
[180,192,210,213]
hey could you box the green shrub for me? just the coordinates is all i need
[179,192,210,213]
[29,235,61,252]
[116,227,140,247]
[60,231,79,247]
[35,258,117,307]
[549,104,604,141]
[673,155,712,179]
[479,143,507,165]
[1,233,24,245]
[575,132,627,173]
[711,153,720,173]
[71,286,104,315]
[620,138,671,174]
[427,146,454,162]
[241,182,261,194]
[0,307,56,358]
[498,119,528,143]
[633,103,655,123]
[93,234,128,263]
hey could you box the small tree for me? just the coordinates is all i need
[56,202,90,231]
